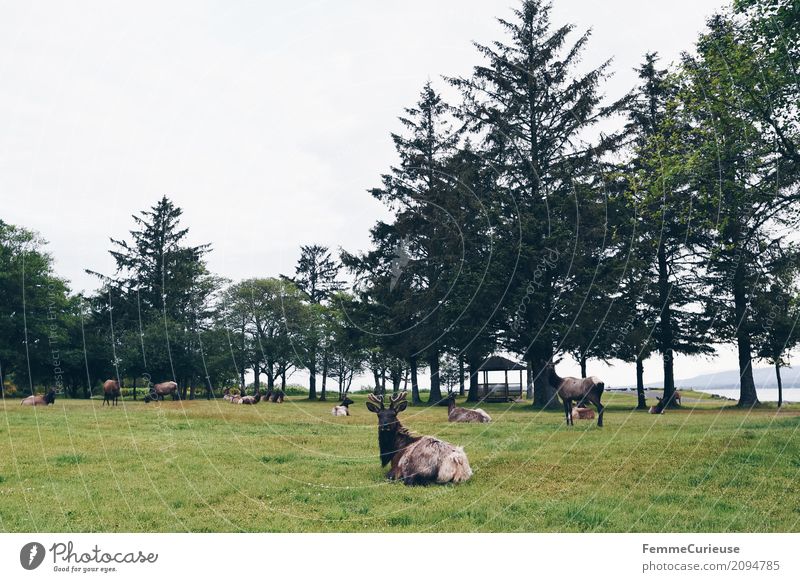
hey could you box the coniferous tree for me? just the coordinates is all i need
[452,0,626,408]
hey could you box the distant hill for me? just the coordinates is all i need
[638,366,800,390]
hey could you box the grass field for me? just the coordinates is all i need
[1,392,798,532]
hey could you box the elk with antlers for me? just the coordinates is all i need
[365,392,472,486]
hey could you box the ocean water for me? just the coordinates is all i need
[695,388,800,403]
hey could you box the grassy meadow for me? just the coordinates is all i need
[1,392,798,532]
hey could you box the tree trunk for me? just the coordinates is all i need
[466,356,480,402]
[189,381,196,400]
[459,357,465,397]
[391,362,402,395]
[372,368,381,393]
[526,362,533,399]
[427,350,443,404]
[636,355,647,410]
[320,352,328,401]
[267,368,275,390]
[733,258,759,407]
[775,362,783,408]
[409,356,421,404]
[281,369,286,390]
[308,350,317,400]
[657,240,678,408]
[579,353,587,378]
[133,376,137,401]
[530,354,560,410]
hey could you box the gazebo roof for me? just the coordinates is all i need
[477,355,526,372]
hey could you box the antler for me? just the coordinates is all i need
[367,393,385,410]
[389,391,407,409]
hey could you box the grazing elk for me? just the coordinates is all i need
[240,390,261,405]
[331,397,354,416]
[21,389,56,406]
[269,389,285,403]
[546,362,605,427]
[365,392,472,486]
[102,379,121,406]
[143,381,180,403]
[446,392,491,423]
[571,406,595,420]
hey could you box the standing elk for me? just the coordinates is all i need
[331,397,354,416]
[446,392,491,423]
[21,389,56,406]
[102,379,121,406]
[143,381,180,403]
[365,392,472,486]
[546,362,605,427]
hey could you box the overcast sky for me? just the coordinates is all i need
[2,0,753,386]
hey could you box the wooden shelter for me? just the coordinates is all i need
[476,356,526,402]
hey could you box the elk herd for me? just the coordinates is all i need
[15,361,692,487]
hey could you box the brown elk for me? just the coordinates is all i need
[331,397,354,416]
[240,390,261,405]
[143,381,180,402]
[446,392,491,423]
[546,362,605,427]
[268,389,285,403]
[21,389,56,406]
[102,379,121,406]
[571,406,595,420]
[365,392,472,486]
[649,391,682,414]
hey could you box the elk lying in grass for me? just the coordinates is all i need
[266,389,285,403]
[331,397,354,416]
[571,405,595,420]
[21,389,56,406]
[102,379,121,406]
[546,362,605,427]
[649,391,682,414]
[240,390,261,405]
[143,381,180,402]
[365,392,472,486]
[446,392,491,423]
[222,388,233,402]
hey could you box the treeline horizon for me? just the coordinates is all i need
[1,0,798,409]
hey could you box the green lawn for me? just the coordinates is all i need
[1,392,798,532]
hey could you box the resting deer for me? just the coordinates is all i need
[240,390,261,405]
[21,389,56,406]
[446,392,491,423]
[365,392,472,486]
[331,397,354,416]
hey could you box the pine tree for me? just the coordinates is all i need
[451,0,625,408]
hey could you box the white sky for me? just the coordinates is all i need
[1,0,752,387]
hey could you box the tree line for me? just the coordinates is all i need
[1,0,798,408]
